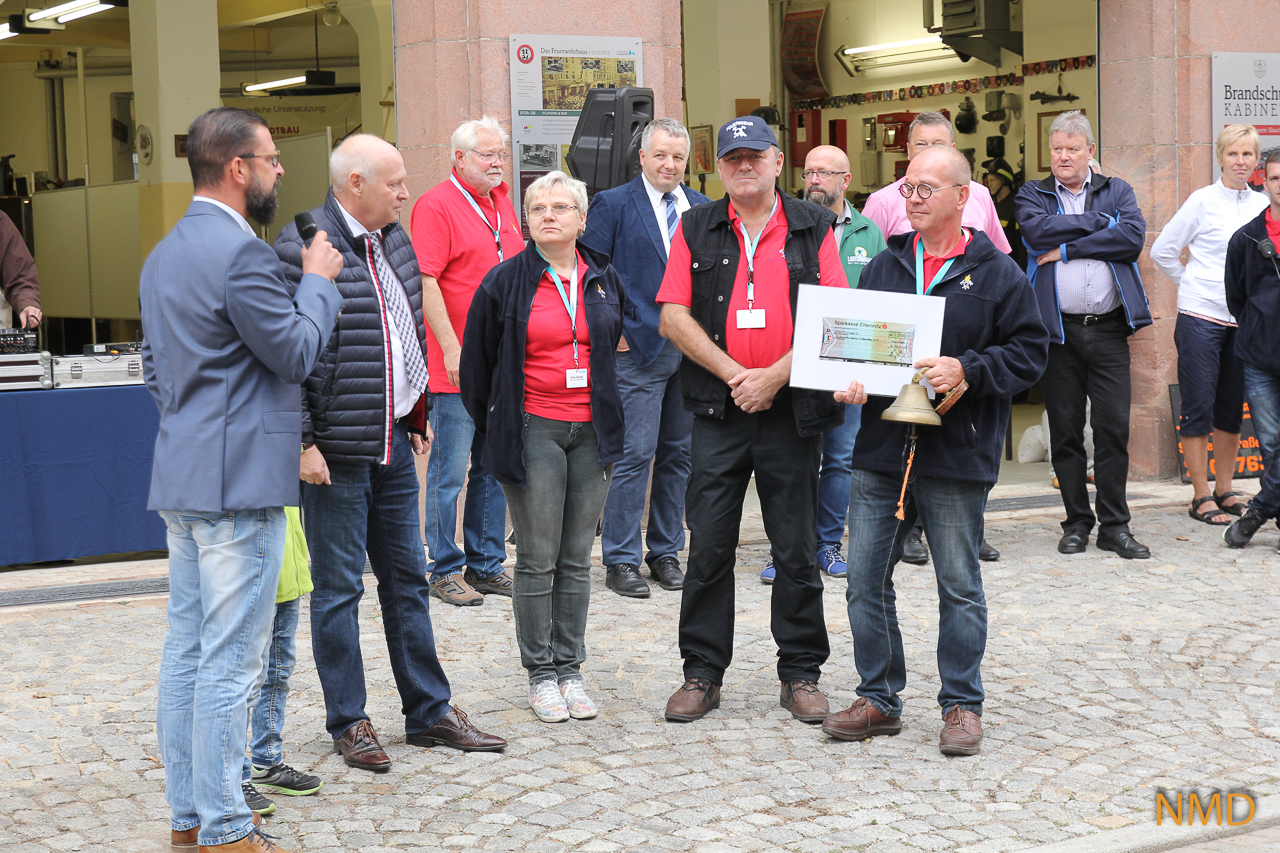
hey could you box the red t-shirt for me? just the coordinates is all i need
[915,229,973,293]
[1267,208,1280,253]
[655,195,846,369]
[409,171,526,393]
[524,254,593,422]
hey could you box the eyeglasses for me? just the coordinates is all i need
[529,204,578,217]
[240,152,281,167]
[471,149,511,164]
[801,170,849,181]
[910,139,951,151]
[899,181,963,200]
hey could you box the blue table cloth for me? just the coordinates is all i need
[0,385,165,566]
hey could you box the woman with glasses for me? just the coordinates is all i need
[460,171,630,723]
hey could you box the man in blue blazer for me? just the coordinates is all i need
[141,107,343,853]
[580,118,710,598]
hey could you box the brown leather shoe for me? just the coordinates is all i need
[333,719,391,772]
[202,826,289,851]
[939,706,983,756]
[171,812,259,847]
[405,706,506,752]
[821,696,903,741]
[780,680,829,723]
[664,677,721,722]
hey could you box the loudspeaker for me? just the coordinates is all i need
[566,86,654,197]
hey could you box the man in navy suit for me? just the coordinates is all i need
[141,107,343,852]
[580,118,711,598]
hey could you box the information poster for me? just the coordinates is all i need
[220,94,361,143]
[1211,52,1280,189]
[510,34,643,235]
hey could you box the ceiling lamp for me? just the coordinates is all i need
[321,2,341,26]
[239,11,335,96]
[0,22,17,40]
[55,3,111,23]
[839,36,943,57]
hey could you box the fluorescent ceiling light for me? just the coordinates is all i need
[841,36,942,56]
[28,0,99,21]
[0,23,17,40]
[243,75,307,93]
[56,2,111,23]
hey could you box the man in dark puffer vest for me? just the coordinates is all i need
[276,134,506,773]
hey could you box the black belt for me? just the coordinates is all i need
[1061,308,1124,326]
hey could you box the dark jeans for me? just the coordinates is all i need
[1043,317,1133,534]
[601,346,692,567]
[303,424,452,739]
[503,415,612,683]
[679,394,829,684]
[844,470,988,717]
[1244,364,1280,518]
[1174,313,1243,436]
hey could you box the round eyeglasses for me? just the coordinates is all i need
[898,181,963,200]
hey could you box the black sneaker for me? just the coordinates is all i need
[1224,506,1268,548]
[251,763,324,796]
[241,781,277,815]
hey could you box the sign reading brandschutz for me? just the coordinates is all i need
[1212,52,1280,185]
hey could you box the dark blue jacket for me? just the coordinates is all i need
[851,230,1049,484]
[579,175,710,367]
[1224,209,1280,374]
[1015,173,1151,343]
[459,240,632,487]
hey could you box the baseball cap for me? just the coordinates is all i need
[717,116,778,159]
[982,157,1015,186]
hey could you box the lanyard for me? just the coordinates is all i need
[914,233,959,296]
[544,256,581,368]
[449,173,503,262]
[737,195,779,308]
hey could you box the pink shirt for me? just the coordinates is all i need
[862,177,1013,254]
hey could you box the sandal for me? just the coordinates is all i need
[1213,491,1246,517]
[1189,495,1232,525]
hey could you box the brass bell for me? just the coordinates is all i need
[881,370,941,426]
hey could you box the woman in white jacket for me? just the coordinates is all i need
[1151,124,1268,525]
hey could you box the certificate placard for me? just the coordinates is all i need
[790,285,945,397]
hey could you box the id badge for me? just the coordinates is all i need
[736,308,766,329]
[566,368,588,388]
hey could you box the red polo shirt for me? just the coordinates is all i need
[524,253,593,422]
[1268,208,1280,253]
[915,228,973,292]
[656,195,845,369]
[410,171,526,393]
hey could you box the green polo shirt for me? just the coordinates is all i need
[834,200,887,288]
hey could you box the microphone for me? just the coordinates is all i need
[1259,238,1278,259]
[295,212,318,248]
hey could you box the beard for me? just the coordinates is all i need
[805,186,840,209]
[246,171,280,226]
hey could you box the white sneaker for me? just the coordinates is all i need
[559,677,598,720]
[528,679,570,723]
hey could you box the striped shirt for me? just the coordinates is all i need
[1054,176,1120,314]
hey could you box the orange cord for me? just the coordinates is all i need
[896,446,914,521]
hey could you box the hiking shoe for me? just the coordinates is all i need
[241,781,276,816]
[464,566,514,597]
[251,763,323,796]
[817,544,847,577]
[430,573,483,606]
[760,559,775,584]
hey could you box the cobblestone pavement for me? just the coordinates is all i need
[2,497,1279,853]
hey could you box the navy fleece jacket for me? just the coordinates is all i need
[850,229,1049,484]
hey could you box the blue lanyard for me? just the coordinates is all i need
[540,249,581,368]
[737,195,779,307]
[914,233,960,296]
[449,174,503,262]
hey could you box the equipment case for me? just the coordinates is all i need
[0,351,52,391]
[51,354,144,388]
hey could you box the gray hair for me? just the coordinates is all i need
[641,118,691,153]
[908,111,954,143]
[328,133,381,190]
[525,170,589,218]
[1049,110,1095,147]
[451,116,509,159]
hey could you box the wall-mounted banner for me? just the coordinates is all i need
[221,94,362,143]
[510,33,643,233]
[781,2,828,100]
[1212,52,1280,188]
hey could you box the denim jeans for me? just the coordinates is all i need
[240,597,300,780]
[601,346,692,566]
[844,470,989,718]
[303,424,452,739]
[424,392,508,579]
[1244,363,1280,517]
[816,403,862,548]
[157,507,285,845]
[503,414,612,683]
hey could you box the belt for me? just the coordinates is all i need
[1061,308,1124,326]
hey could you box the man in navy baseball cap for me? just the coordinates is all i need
[716,115,779,158]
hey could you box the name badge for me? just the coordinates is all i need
[566,368,588,389]
[736,309,766,329]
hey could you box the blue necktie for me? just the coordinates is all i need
[663,192,679,240]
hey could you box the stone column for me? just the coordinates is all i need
[129,0,221,258]
[341,0,397,143]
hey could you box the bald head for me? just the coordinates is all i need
[330,133,409,232]
[803,145,853,214]
[904,147,971,241]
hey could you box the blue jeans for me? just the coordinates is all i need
[303,424,452,739]
[241,597,300,779]
[503,415,613,683]
[601,346,692,566]
[844,470,989,718]
[424,392,508,579]
[816,403,862,548]
[157,508,285,845]
[1244,364,1280,517]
